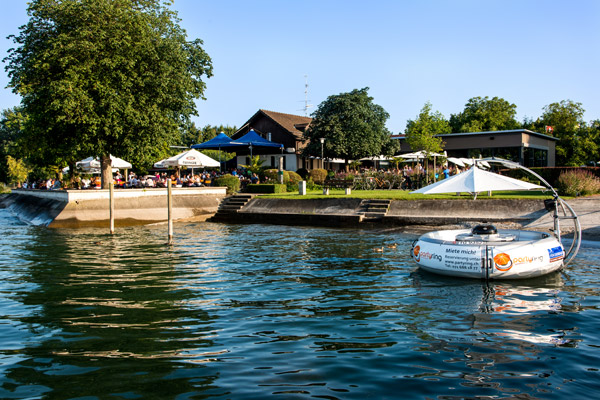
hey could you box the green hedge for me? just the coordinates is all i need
[245,184,287,193]
[213,174,240,194]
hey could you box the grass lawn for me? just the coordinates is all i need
[258,189,559,200]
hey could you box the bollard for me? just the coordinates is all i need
[167,180,173,244]
[299,181,307,195]
[109,182,115,234]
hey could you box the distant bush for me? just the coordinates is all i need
[557,169,600,196]
[214,174,240,194]
[287,171,303,184]
[296,168,309,179]
[309,168,327,184]
[245,184,287,193]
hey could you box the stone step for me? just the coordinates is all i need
[367,199,391,205]
[219,204,243,210]
[363,212,387,218]
[367,205,389,210]
[226,200,249,206]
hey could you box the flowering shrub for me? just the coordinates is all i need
[557,169,600,196]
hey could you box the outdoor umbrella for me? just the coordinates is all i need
[191,132,243,150]
[234,130,284,158]
[163,149,220,168]
[191,132,245,171]
[76,155,132,170]
[410,165,544,199]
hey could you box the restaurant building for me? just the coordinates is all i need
[393,129,558,167]
[232,110,558,170]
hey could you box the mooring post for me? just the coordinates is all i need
[167,180,173,244]
[109,181,115,234]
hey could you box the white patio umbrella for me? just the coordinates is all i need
[410,165,544,199]
[398,150,446,182]
[76,155,132,170]
[153,159,168,169]
[163,149,220,168]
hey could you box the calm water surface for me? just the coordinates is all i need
[0,209,599,399]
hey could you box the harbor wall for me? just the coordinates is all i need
[221,197,549,228]
[1,188,227,228]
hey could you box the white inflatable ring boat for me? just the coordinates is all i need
[411,224,565,279]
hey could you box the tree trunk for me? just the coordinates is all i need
[100,155,113,189]
[68,161,76,189]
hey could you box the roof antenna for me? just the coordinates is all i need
[299,74,313,116]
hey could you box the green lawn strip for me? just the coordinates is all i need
[257,189,560,200]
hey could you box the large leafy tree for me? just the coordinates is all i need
[404,101,448,154]
[4,0,213,188]
[541,100,598,166]
[449,96,520,133]
[303,87,395,169]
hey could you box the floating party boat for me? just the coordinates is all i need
[409,158,581,280]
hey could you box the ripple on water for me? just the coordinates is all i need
[0,218,598,399]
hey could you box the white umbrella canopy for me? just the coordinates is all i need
[397,150,445,159]
[410,166,544,199]
[153,159,168,169]
[76,155,132,170]
[163,149,220,168]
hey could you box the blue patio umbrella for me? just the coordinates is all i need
[191,132,244,171]
[191,132,243,150]
[234,130,284,158]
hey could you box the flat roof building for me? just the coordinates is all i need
[392,129,558,167]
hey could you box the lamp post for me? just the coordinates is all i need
[320,138,325,170]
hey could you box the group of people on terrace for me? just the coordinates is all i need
[19,167,262,190]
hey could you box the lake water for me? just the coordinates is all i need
[0,209,599,399]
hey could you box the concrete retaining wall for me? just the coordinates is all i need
[2,188,227,228]
[226,198,549,229]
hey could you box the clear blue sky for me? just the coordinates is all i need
[1,0,599,134]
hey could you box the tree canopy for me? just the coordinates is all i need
[303,88,396,168]
[540,100,598,166]
[4,0,213,187]
[404,101,448,154]
[449,96,520,133]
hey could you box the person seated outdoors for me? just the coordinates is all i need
[51,180,61,190]
[250,173,259,184]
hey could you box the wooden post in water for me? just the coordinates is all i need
[109,182,115,234]
[167,180,173,244]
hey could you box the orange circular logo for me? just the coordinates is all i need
[413,245,420,258]
[494,253,513,271]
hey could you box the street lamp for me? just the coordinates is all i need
[320,138,325,170]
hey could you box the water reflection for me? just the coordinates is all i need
[0,217,597,399]
[2,223,220,399]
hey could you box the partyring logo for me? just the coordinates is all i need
[413,245,420,262]
[494,252,513,271]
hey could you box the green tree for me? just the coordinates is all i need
[303,87,392,170]
[241,155,266,176]
[6,155,30,186]
[541,100,597,166]
[5,0,213,188]
[0,107,27,183]
[404,102,448,154]
[449,96,520,133]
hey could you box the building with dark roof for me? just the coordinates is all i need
[231,110,558,170]
[392,129,558,167]
[232,109,313,170]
